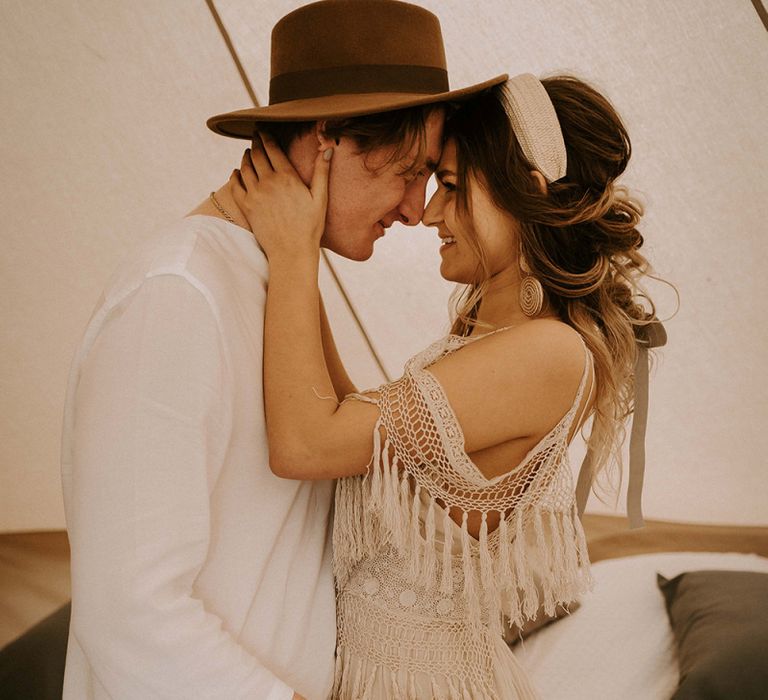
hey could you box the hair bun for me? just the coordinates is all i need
[543,77,631,190]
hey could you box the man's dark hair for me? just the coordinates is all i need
[257,102,442,175]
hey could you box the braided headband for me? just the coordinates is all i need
[505,73,567,183]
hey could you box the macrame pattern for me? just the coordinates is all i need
[331,330,595,699]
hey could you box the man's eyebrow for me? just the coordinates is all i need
[404,158,438,174]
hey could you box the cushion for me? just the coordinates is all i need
[657,569,768,699]
[0,602,70,700]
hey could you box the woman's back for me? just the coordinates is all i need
[424,319,595,538]
[464,319,594,509]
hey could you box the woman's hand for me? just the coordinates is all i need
[230,132,332,261]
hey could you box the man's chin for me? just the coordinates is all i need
[322,240,375,262]
[347,247,375,262]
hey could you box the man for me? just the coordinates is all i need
[60,1,505,698]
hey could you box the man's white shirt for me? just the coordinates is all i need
[61,215,336,700]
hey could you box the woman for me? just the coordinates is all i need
[231,73,662,699]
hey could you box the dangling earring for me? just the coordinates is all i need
[519,252,544,317]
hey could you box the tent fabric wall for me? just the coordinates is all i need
[1,0,766,532]
[0,0,385,532]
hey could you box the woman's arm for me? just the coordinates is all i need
[262,252,372,478]
[231,136,589,483]
[231,138,377,479]
[319,293,358,401]
[265,256,586,482]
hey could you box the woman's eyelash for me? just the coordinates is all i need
[440,180,456,191]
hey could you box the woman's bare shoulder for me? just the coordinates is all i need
[468,318,587,379]
[424,318,590,453]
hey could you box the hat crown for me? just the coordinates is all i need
[269,0,449,104]
[206,0,507,139]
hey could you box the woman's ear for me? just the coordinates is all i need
[530,170,548,195]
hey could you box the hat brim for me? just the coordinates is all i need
[207,73,508,140]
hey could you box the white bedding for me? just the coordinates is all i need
[515,551,768,700]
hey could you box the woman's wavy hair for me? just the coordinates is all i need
[445,76,674,505]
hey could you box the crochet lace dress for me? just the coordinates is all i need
[331,328,595,699]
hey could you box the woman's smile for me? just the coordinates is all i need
[439,237,457,252]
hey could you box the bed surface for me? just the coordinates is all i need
[518,550,768,699]
[2,516,766,649]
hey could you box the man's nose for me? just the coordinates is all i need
[396,179,428,226]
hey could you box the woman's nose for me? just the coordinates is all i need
[422,190,442,227]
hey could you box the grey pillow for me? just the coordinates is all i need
[657,570,768,699]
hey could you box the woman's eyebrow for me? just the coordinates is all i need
[436,169,455,179]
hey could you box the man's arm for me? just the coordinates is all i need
[318,293,358,401]
[66,274,293,700]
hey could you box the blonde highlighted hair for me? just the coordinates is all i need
[445,77,675,506]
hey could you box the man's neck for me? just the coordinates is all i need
[186,183,253,232]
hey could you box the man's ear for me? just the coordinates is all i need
[315,121,336,150]
[530,170,548,195]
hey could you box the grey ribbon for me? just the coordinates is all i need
[576,320,667,530]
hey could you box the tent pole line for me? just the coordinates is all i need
[750,0,768,32]
[320,250,392,383]
[204,0,260,107]
[206,0,392,385]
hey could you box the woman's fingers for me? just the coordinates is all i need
[228,168,244,191]
[249,134,274,176]
[311,147,332,209]
[228,169,246,207]
[258,131,295,174]
[239,150,258,189]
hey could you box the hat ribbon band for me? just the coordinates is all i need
[269,64,449,104]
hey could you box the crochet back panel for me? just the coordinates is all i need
[332,330,595,699]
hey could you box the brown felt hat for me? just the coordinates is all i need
[207,0,507,139]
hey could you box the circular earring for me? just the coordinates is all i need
[519,254,544,317]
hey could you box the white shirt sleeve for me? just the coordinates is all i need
[66,273,293,700]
